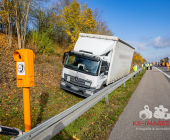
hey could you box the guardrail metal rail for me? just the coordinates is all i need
[15,68,143,140]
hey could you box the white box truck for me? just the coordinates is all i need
[60,33,135,97]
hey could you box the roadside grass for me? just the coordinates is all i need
[0,85,84,140]
[52,69,146,140]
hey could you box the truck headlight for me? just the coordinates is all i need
[85,82,90,86]
[61,81,66,86]
[85,90,93,95]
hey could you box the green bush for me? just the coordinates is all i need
[29,29,56,55]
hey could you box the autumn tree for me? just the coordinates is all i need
[0,0,31,49]
[13,0,31,49]
[132,51,146,65]
[27,0,114,53]
[30,7,54,32]
[61,1,98,50]
[0,0,15,48]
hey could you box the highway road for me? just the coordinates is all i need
[108,66,170,140]
[155,65,170,78]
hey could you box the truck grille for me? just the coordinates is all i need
[64,74,92,88]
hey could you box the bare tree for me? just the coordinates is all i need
[7,0,12,47]
[14,0,30,49]
[93,8,113,36]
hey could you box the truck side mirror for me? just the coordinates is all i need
[62,52,68,64]
[106,62,109,71]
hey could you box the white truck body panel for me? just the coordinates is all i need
[107,41,134,85]
[74,36,115,56]
[74,33,134,85]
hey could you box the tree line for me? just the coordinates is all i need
[0,0,113,54]
[133,52,146,64]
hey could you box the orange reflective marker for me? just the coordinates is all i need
[13,49,35,132]
[167,62,169,71]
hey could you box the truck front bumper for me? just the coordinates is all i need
[60,78,96,97]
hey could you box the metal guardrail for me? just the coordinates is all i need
[15,68,143,140]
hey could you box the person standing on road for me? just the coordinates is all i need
[166,62,169,71]
[146,63,149,70]
[133,64,137,77]
[150,63,152,70]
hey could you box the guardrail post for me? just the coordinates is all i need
[124,82,126,87]
[105,94,109,105]
[131,77,133,81]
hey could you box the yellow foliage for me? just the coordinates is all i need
[132,51,146,65]
[133,55,138,61]
[72,135,80,140]
[61,1,98,51]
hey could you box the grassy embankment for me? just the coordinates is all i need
[0,32,145,139]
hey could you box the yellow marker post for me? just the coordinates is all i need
[23,87,31,132]
[13,49,35,132]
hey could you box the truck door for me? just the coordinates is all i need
[97,61,108,90]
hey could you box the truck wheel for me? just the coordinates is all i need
[100,85,105,90]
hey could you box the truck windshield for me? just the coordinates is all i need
[65,54,100,75]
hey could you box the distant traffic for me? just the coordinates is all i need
[155,57,170,66]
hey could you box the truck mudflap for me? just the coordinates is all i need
[60,78,96,97]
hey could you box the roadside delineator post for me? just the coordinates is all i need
[105,94,109,105]
[13,49,35,132]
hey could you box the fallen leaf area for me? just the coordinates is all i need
[0,33,83,139]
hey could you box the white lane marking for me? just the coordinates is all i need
[154,66,170,79]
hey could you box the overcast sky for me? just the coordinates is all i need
[86,0,170,62]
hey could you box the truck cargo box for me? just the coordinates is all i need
[74,33,135,85]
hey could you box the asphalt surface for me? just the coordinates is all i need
[155,65,170,77]
[108,66,170,140]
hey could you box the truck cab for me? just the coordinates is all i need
[60,51,110,97]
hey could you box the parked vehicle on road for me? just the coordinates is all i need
[60,33,135,97]
[164,57,170,67]
[160,59,165,66]
[155,61,159,65]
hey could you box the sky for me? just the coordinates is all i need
[85,0,170,62]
